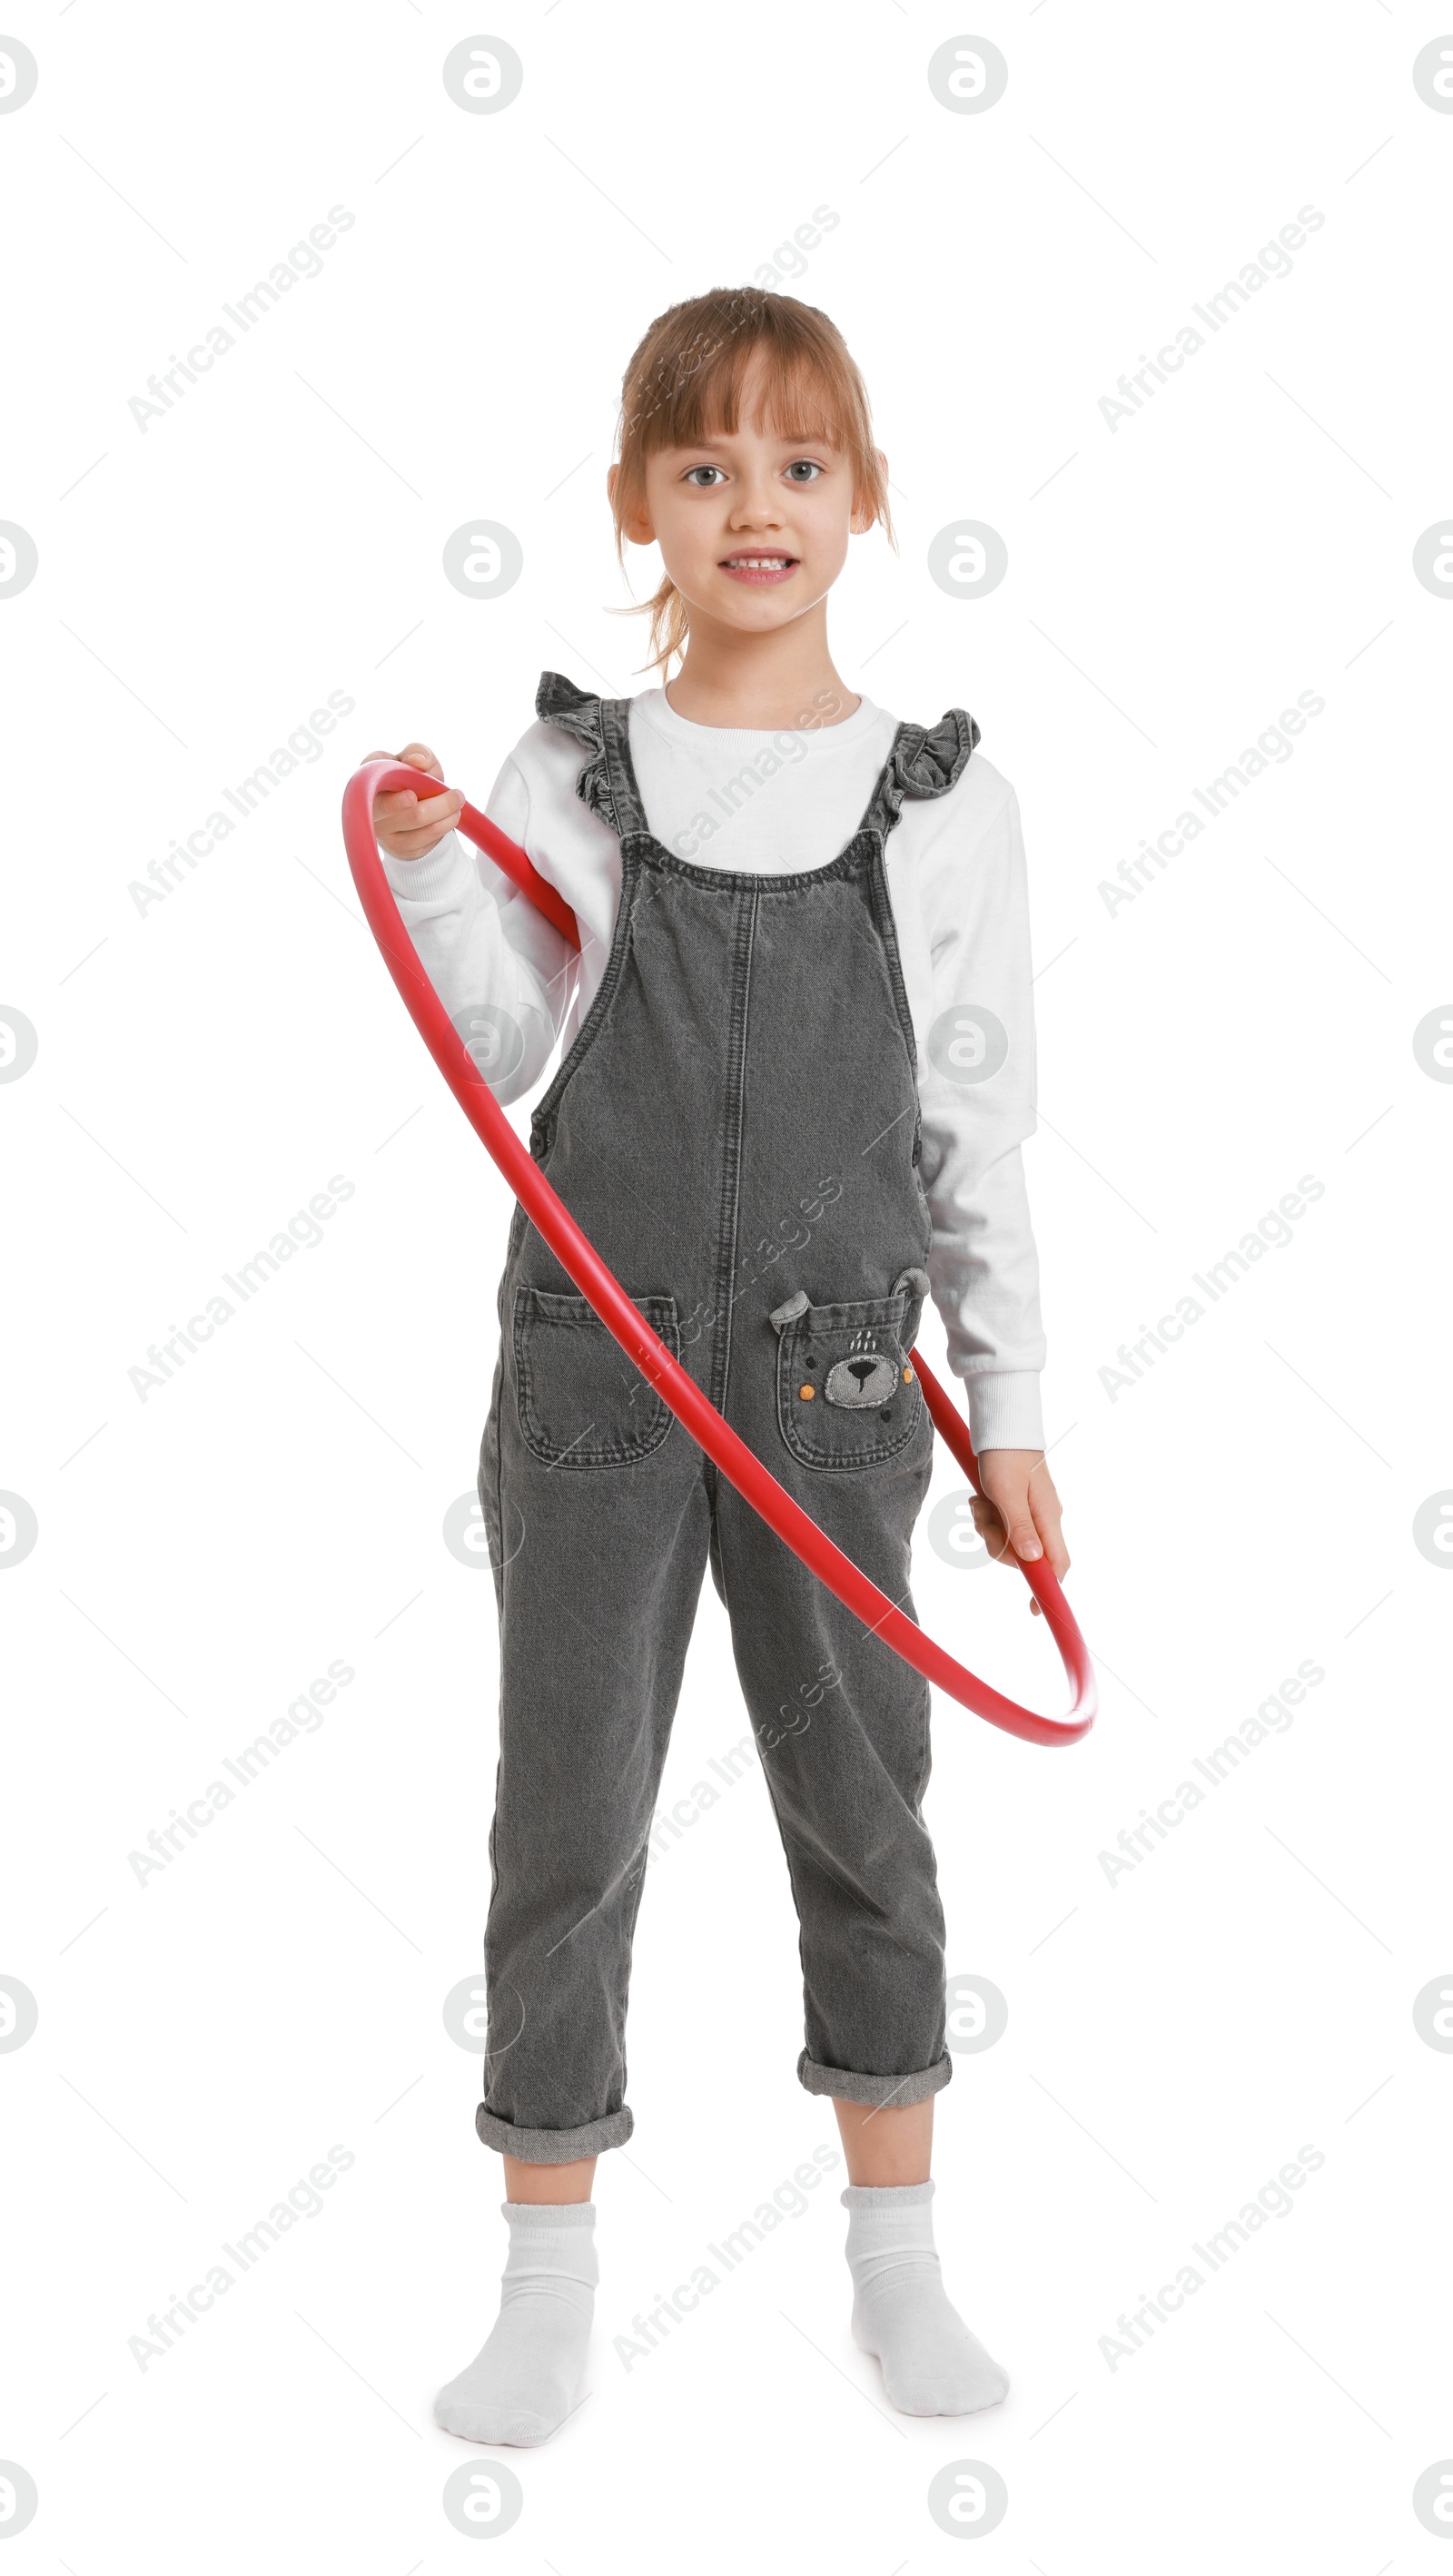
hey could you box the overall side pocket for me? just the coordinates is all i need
[513,1286,679,1469]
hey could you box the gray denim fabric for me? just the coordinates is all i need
[473,672,982,2163]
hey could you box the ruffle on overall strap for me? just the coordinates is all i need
[535,671,621,833]
[866,708,982,834]
[534,668,983,839]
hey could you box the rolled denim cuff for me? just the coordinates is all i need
[796,2048,952,2109]
[476,2101,634,2161]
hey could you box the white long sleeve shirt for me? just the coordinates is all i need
[381,683,1047,1451]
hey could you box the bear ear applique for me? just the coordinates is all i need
[535,670,619,833]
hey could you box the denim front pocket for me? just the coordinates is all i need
[775,1291,923,1471]
[513,1288,679,1469]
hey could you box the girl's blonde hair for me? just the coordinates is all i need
[608,287,895,676]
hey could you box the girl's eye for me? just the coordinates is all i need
[685,465,726,487]
[785,460,825,483]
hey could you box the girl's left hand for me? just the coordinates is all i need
[971,1451,1069,1618]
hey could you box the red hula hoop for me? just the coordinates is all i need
[342,761,1096,1749]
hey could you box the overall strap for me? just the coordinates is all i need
[858,707,982,842]
[535,671,651,840]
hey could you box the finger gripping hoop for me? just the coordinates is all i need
[342,762,1096,1749]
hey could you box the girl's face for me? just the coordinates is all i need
[612,345,881,640]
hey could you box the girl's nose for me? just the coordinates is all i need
[729,488,785,527]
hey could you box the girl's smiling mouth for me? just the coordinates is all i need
[719,552,799,585]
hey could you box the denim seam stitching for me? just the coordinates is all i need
[622,824,881,896]
[864,834,921,1076]
[600,696,649,840]
[529,840,640,1156]
[708,887,756,1415]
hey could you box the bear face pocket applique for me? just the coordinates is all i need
[771,1284,925,1472]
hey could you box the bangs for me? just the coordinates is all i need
[630,315,851,459]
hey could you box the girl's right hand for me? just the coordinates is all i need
[366,742,465,861]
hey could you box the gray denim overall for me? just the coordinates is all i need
[474,671,981,2161]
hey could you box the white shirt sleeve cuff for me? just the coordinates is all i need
[380,829,473,907]
[964,1369,1045,1455]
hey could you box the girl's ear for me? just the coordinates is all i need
[608,460,657,548]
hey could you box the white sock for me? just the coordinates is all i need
[433,2201,598,2447]
[842,2178,1008,2417]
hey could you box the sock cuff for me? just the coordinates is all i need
[840,2179,935,2212]
[501,2199,597,2229]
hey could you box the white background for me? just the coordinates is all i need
[3,3,1451,2568]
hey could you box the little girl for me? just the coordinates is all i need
[367,287,1069,2445]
